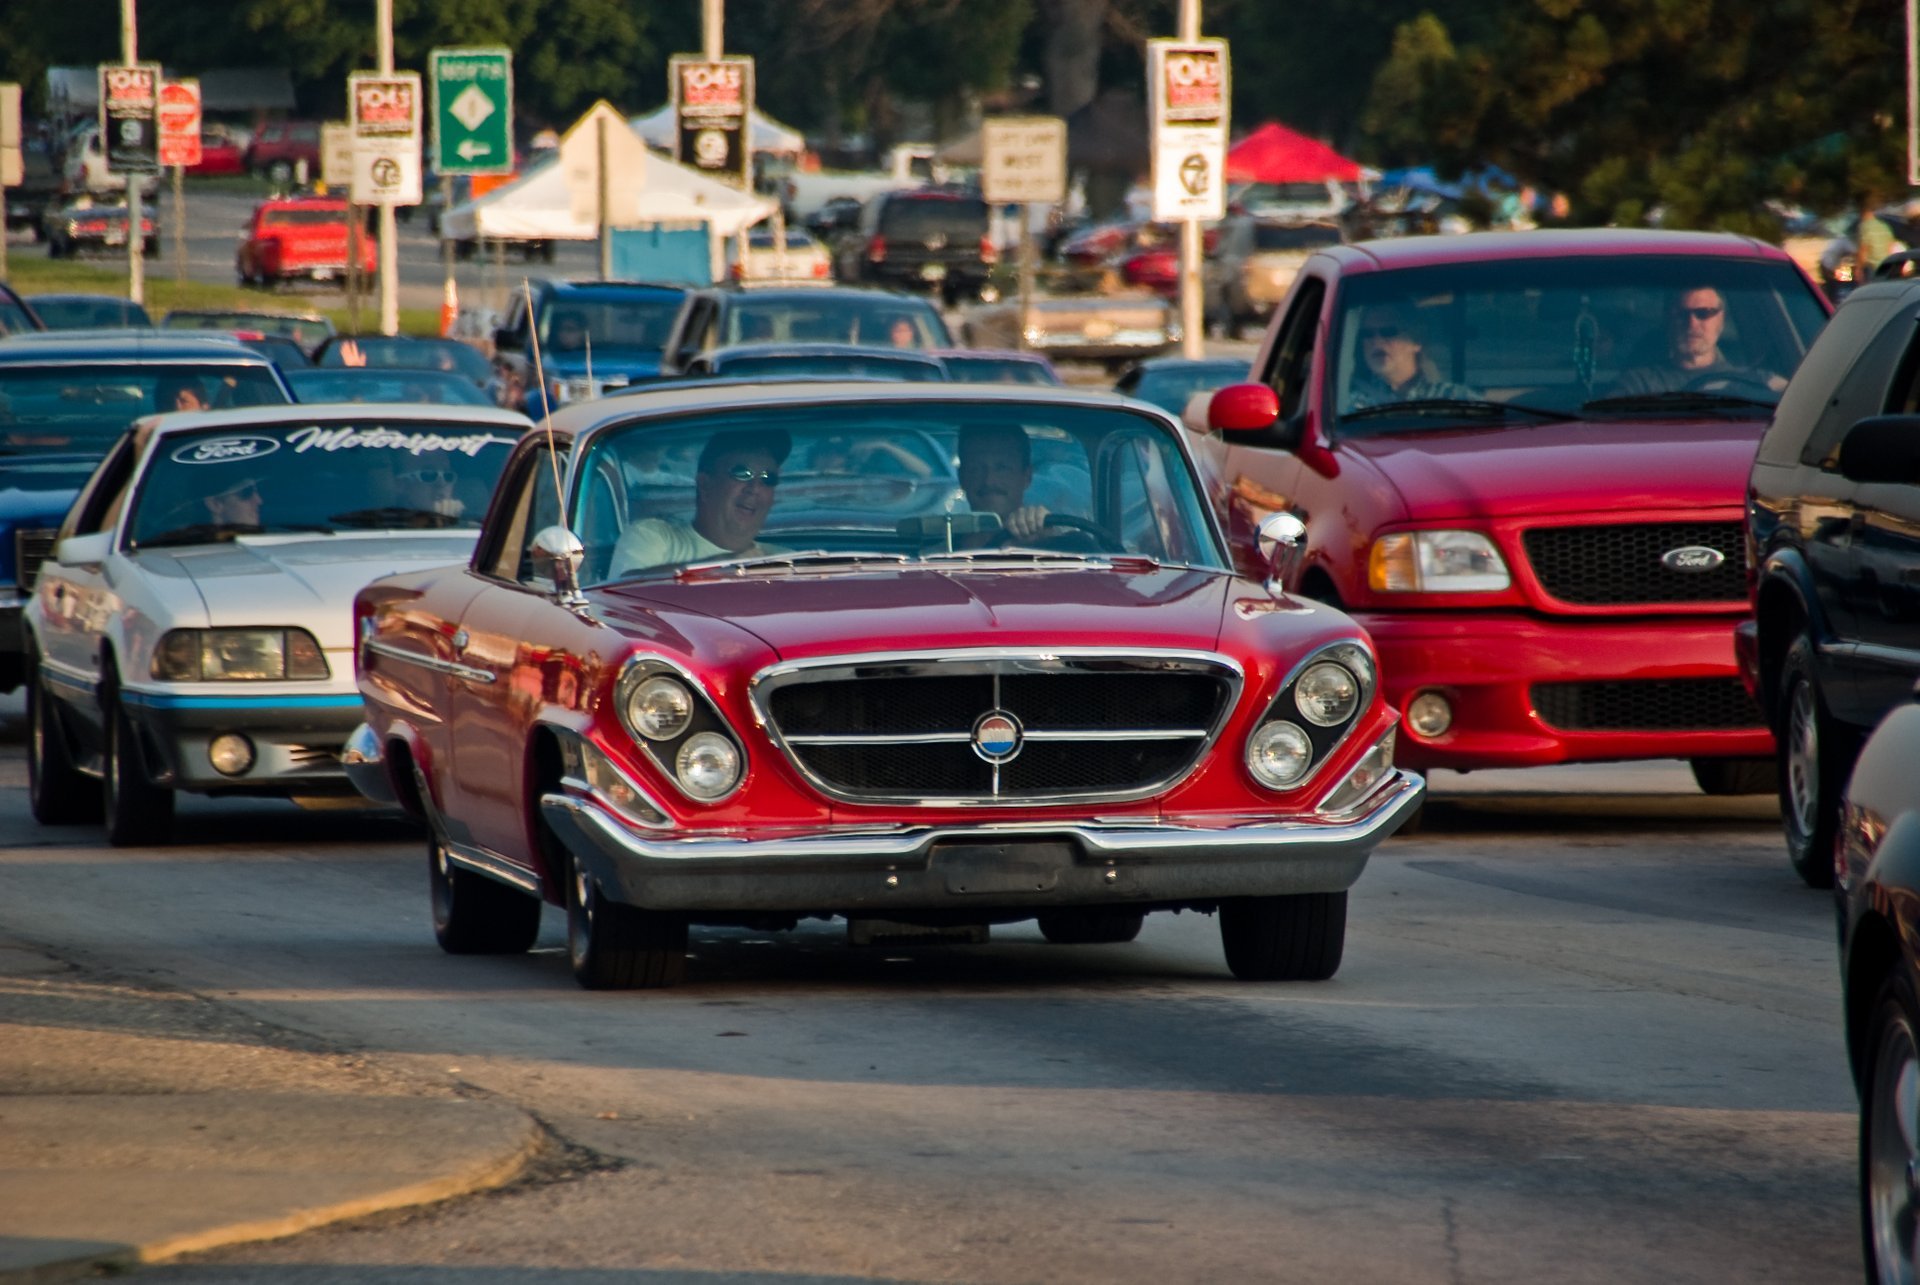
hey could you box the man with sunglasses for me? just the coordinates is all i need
[202,476,264,528]
[610,430,791,576]
[1610,285,1787,396]
[1346,304,1480,410]
[395,463,467,523]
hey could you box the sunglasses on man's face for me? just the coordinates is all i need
[1675,306,1723,321]
[401,469,456,484]
[723,464,780,487]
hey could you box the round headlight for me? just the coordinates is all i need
[675,731,741,799]
[1295,662,1359,726]
[208,733,255,777]
[1247,720,1313,789]
[627,675,694,741]
[1406,691,1454,739]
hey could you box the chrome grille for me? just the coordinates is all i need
[13,528,58,592]
[1533,679,1763,731]
[1522,522,1747,605]
[756,653,1240,803]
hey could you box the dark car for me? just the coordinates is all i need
[41,197,156,259]
[244,120,323,185]
[660,285,951,377]
[491,279,688,414]
[932,350,1063,385]
[1743,274,1920,886]
[26,294,152,330]
[833,188,997,306]
[1115,357,1251,415]
[0,335,294,693]
[285,368,499,406]
[679,342,948,382]
[161,309,336,359]
[0,283,46,337]
[312,335,493,387]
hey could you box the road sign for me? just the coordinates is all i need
[670,55,753,189]
[100,63,162,175]
[982,116,1067,205]
[429,48,513,176]
[349,72,422,206]
[157,80,202,169]
[1147,39,1229,222]
[321,122,354,188]
[1,84,21,187]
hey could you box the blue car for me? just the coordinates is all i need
[490,279,688,417]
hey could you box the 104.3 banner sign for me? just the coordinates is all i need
[99,63,162,175]
[349,72,422,206]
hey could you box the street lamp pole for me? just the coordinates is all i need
[1179,0,1204,359]
[376,0,399,335]
[122,0,144,306]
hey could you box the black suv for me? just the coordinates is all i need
[832,188,996,305]
[1744,275,1920,887]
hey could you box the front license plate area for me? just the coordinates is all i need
[934,841,1074,895]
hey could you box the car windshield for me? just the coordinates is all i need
[286,369,496,406]
[572,399,1226,584]
[1125,362,1249,414]
[29,298,150,329]
[163,312,333,352]
[538,290,683,354]
[941,357,1060,385]
[712,353,945,381]
[317,337,492,384]
[125,418,518,547]
[723,296,950,348]
[0,365,288,454]
[261,206,348,227]
[1329,255,1830,429]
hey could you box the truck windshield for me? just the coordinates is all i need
[539,290,684,354]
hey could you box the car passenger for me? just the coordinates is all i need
[610,430,791,575]
[156,376,209,412]
[1345,304,1480,409]
[1608,284,1788,395]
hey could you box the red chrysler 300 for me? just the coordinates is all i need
[344,384,1421,989]
[1191,229,1832,793]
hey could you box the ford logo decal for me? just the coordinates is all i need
[171,435,282,466]
[1661,545,1726,572]
[971,709,1023,763]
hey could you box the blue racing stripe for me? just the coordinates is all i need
[119,692,365,711]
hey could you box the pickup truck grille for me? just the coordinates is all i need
[13,528,58,592]
[759,655,1238,803]
[1522,522,1747,605]
[1533,678,1763,731]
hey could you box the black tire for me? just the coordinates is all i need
[102,688,173,847]
[1037,908,1146,945]
[27,670,101,826]
[428,837,542,955]
[565,850,687,989]
[1861,973,1920,1284]
[1219,891,1347,981]
[1778,635,1847,889]
[1690,757,1779,796]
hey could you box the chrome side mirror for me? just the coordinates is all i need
[529,525,587,604]
[1255,511,1308,588]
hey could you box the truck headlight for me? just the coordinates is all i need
[1368,531,1510,593]
[151,628,330,680]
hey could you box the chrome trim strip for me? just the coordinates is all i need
[445,841,542,895]
[1022,728,1208,742]
[785,731,973,745]
[779,728,1210,745]
[363,639,497,685]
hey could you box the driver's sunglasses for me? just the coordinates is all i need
[1359,325,1402,340]
[221,483,260,501]
[1675,306,1723,321]
[724,464,781,487]
[402,468,457,484]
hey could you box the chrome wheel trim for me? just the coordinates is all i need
[1786,676,1819,838]
[1870,1011,1920,1285]
[573,863,595,932]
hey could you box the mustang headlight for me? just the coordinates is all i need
[1368,531,1510,593]
[627,675,694,741]
[676,732,741,800]
[1247,720,1313,789]
[151,628,330,681]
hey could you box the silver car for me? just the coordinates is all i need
[23,402,531,845]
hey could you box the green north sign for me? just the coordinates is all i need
[429,48,512,176]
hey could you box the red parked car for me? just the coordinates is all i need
[344,384,1421,989]
[243,120,322,184]
[184,125,247,178]
[237,196,374,286]
[1195,229,1831,793]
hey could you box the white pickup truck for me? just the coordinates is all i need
[780,144,942,222]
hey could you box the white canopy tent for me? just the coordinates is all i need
[629,103,807,156]
[441,102,777,243]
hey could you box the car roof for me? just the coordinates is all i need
[1126,356,1250,373]
[706,283,939,305]
[1326,227,1787,272]
[927,348,1053,364]
[138,402,534,438]
[539,279,687,296]
[0,334,279,365]
[707,342,945,364]
[24,293,149,305]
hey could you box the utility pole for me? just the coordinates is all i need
[704,0,723,59]
[122,0,144,307]
[1178,0,1203,359]
[376,0,399,335]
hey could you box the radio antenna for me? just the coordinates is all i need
[584,332,594,398]
[523,278,566,508]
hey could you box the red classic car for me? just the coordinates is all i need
[344,384,1421,989]
[236,196,374,287]
[184,125,248,178]
[1194,228,1832,792]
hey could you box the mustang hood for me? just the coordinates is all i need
[601,565,1235,661]
[1345,419,1765,520]
[137,535,476,646]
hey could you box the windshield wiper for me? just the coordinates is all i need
[329,506,465,529]
[674,550,912,580]
[1342,398,1578,423]
[1580,391,1775,413]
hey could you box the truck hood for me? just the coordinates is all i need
[596,564,1235,661]
[133,535,476,646]
[1341,418,1765,521]
[543,350,664,383]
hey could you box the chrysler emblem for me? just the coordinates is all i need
[971,709,1023,763]
[1661,545,1726,572]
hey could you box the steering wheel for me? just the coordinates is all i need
[993,512,1123,552]
[1679,370,1780,400]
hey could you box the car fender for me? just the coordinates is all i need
[1752,543,1832,716]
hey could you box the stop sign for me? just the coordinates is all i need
[157,80,202,168]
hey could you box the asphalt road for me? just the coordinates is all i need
[0,686,1860,1283]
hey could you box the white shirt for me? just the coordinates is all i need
[609,518,784,577]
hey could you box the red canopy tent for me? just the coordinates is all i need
[1225,122,1365,184]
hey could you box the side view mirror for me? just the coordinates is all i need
[529,526,586,603]
[55,531,110,569]
[492,326,521,353]
[1838,415,1920,485]
[1255,511,1308,587]
[1209,383,1280,434]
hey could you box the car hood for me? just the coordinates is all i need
[1340,418,1765,520]
[596,564,1236,661]
[132,535,476,645]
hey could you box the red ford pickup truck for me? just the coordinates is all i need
[236,196,374,287]
[1192,229,1831,794]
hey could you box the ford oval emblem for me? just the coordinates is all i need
[1661,545,1726,573]
[971,710,1023,763]
[170,435,282,466]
